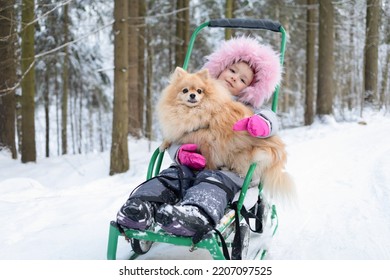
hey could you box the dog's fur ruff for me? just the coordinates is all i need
[157,67,295,197]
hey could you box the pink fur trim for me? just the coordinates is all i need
[203,36,282,108]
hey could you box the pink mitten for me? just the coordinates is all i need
[177,144,206,170]
[233,115,271,137]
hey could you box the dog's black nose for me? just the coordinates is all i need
[190,93,196,99]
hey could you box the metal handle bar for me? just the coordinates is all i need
[208,18,282,33]
[183,19,286,71]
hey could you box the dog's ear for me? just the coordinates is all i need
[196,68,210,80]
[171,67,187,81]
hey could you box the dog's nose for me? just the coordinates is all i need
[190,93,196,99]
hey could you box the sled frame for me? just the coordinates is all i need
[107,18,286,260]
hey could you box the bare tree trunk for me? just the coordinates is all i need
[347,2,355,111]
[61,3,69,154]
[21,0,36,163]
[138,0,146,134]
[0,94,17,158]
[69,82,75,154]
[380,47,390,110]
[281,21,290,114]
[16,94,22,152]
[78,85,83,153]
[55,62,60,155]
[88,101,93,153]
[145,24,154,145]
[225,0,234,39]
[175,0,183,67]
[110,0,129,175]
[316,0,334,118]
[0,0,17,159]
[379,6,389,109]
[363,0,381,104]
[175,0,189,67]
[98,105,104,152]
[128,0,141,138]
[304,0,316,125]
[183,0,189,62]
[44,65,50,157]
[168,14,173,72]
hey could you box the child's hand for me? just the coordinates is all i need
[177,144,206,170]
[233,115,271,137]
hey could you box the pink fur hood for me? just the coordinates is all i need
[203,36,282,109]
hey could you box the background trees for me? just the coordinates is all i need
[127,0,141,139]
[0,0,17,159]
[304,0,316,125]
[364,0,381,104]
[0,0,388,175]
[316,0,334,118]
[110,0,129,175]
[20,0,37,163]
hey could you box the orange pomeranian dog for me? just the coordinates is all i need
[157,67,295,197]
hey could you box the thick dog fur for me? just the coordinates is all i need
[157,67,295,198]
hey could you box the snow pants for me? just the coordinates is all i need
[129,165,244,225]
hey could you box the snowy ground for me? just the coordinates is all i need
[1,111,390,260]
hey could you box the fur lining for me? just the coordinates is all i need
[203,36,282,109]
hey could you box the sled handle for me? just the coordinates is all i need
[147,148,165,179]
[209,18,282,33]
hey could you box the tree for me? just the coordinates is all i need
[128,0,141,138]
[380,9,390,109]
[174,0,189,67]
[35,0,62,157]
[304,0,316,125]
[110,0,129,175]
[145,27,154,145]
[224,0,235,40]
[61,3,69,154]
[35,0,63,157]
[316,0,334,118]
[0,0,17,159]
[364,0,381,103]
[138,0,146,135]
[346,0,358,111]
[21,0,37,163]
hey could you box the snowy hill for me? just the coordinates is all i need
[1,111,390,260]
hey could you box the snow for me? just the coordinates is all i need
[1,111,390,261]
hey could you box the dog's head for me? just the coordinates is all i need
[167,67,211,107]
[161,67,232,110]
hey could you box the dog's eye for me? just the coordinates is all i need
[197,89,202,94]
[182,88,189,93]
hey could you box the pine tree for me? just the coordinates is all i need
[110,0,129,175]
[316,0,334,118]
[0,0,17,159]
[364,0,381,103]
[304,0,316,125]
[21,0,37,163]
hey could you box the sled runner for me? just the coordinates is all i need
[107,18,286,260]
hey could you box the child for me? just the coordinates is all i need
[116,36,282,239]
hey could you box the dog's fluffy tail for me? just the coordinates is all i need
[262,166,296,201]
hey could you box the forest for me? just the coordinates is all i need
[0,0,389,175]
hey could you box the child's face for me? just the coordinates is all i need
[217,61,254,96]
